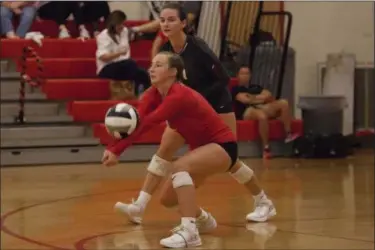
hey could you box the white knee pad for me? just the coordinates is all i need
[230,161,254,184]
[171,171,194,188]
[147,154,172,177]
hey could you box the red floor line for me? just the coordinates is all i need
[0,188,138,250]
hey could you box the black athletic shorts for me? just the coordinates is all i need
[207,88,234,114]
[217,141,238,170]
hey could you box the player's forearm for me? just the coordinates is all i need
[134,20,160,33]
[254,93,272,103]
[98,52,123,63]
[151,36,163,59]
[108,127,143,156]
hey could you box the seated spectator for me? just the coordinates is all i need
[96,10,151,100]
[37,1,110,38]
[0,1,37,39]
[231,67,298,159]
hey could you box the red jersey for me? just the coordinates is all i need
[108,83,235,156]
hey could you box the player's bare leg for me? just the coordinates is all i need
[216,112,277,222]
[114,126,183,223]
[160,143,231,248]
[160,175,217,234]
[114,126,218,233]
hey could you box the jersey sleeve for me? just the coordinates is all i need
[194,37,230,97]
[108,88,185,156]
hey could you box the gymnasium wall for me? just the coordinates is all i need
[108,2,150,19]
[284,1,374,117]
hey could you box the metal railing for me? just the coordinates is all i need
[256,11,293,99]
[15,46,44,124]
[219,1,293,100]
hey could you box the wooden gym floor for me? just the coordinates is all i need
[1,149,374,249]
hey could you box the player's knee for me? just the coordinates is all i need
[171,171,194,189]
[230,161,254,184]
[147,154,172,177]
[155,146,175,162]
[278,99,289,108]
[278,98,288,105]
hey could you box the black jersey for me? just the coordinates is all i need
[159,35,231,104]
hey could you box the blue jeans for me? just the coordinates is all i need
[0,5,36,38]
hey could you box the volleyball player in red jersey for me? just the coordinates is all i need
[107,2,276,231]
[103,52,240,247]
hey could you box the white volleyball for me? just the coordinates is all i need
[104,103,140,139]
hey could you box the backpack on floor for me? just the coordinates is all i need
[293,133,353,158]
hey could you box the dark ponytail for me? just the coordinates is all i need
[106,10,127,44]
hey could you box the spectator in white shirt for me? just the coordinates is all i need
[96,10,150,100]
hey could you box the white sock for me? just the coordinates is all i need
[181,217,197,231]
[253,190,267,203]
[197,208,208,220]
[135,191,151,208]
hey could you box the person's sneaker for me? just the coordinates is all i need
[263,147,271,159]
[171,212,217,234]
[246,199,276,222]
[285,132,299,143]
[114,200,144,224]
[59,29,71,39]
[160,224,202,248]
[79,28,90,39]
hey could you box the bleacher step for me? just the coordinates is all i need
[0,59,17,73]
[1,114,73,124]
[1,125,90,140]
[1,137,99,148]
[1,92,46,101]
[0,79,43,95]
[1,102,62,117]
[0,71,20,80]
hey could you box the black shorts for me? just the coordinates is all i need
[208,89,234,114]
[98,59,151,90]
[217,141,238,170]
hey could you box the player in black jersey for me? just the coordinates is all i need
[112,3,276,231]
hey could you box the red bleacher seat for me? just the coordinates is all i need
[91,119,302,145]
[1,37,152,59]
[92,123,166,145]
[237,120,258,141]
[68,100,302,143]
[22,57,150,78]
[42,79,110,100]
[68,100,139,122]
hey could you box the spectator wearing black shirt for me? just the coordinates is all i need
[231,67,298,159]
